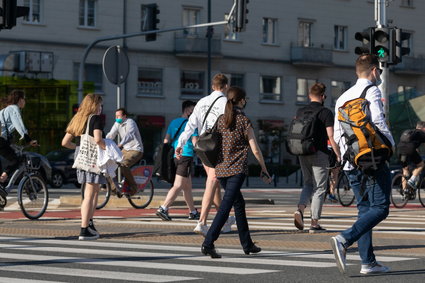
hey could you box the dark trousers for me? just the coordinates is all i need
[203,173,253,250]
[0,137,19,176]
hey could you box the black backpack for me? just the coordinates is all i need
[154,119,187,184]
[399,129,415,143]
[286,105,323,156]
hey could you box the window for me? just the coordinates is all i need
[262,18,277,44]
[181,71,205,97]
[331,81,351,106]
[401,0,414,7]
[334,26,347,50]
[297,78,317,104]
[137,68,163,97]
[260,76,281,101]
[23,0,42,24]
[298,21,312,47]
[73,63,103,93]
[229,73,244,88]
[79,0,96,27]
[182,7,200,36]
[224,14,239,41]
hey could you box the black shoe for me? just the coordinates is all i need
[188,209,200,220]
[88,219,100,237]
[201,245,222,258]
[156,207,172,221]
[79,227,99,241]
[244,243,262,255]
[309,225,326,234]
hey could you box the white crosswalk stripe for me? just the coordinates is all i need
[0,236,418,282]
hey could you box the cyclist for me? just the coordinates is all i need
[397,121,425,191]
[106,108,144,196]
[0,90,38,188]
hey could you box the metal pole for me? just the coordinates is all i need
[376,0,389,117]
[207,0,212,92]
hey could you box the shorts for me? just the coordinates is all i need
[399,151,422,167]
[174,156,193,177]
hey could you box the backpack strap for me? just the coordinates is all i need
[201,96,224,127]
[171,119,188,143]
[360,84,375,99]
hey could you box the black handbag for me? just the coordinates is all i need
[193,96,224,168]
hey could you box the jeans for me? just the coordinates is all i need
[341,164,391,264]
[203,173,253,250]
[298,150,329,220]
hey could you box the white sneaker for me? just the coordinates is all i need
[330,236,347,274]
[194,222,209,237]
[222,216,236,233]
[360,262,390,274]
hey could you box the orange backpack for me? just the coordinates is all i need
[338,85,392,174]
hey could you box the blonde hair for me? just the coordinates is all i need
[65,93,103,136]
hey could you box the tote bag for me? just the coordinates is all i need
[72,115,101,174]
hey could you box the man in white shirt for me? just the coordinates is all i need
[106,108,144,195]
[176,74,235,236]
[330,54,395,275]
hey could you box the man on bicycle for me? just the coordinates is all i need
[397,121,425,191]
[106,108,143,196]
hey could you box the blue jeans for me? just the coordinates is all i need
[341,164,391,264]
[203,173,253,250]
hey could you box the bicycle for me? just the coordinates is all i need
[81,160,154,210]
[0,145,49,219]
[390,169,425,208]
[326,161,355,207]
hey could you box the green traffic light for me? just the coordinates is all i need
[377,47,386,58]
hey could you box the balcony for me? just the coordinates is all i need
[174,33,222,58]
[290,44,333,67]
[393,56,425,75]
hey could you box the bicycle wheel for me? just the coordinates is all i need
[390,173,408,208]
[81,182,111,210]
[128,180,154,209]
[336,171,355,207]
[18,175,49,220]
[418,177,425,207]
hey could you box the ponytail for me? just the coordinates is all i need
[223,86,246,129]
[224,100,235,129]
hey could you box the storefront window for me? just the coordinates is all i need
[181,71,205,98]
[137,68,163,97]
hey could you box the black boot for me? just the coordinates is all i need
[244,243,261,255]
[201,245,222,258]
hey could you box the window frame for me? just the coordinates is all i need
[180,70,205,99]
[182,7,201,36]
[298,21,313,47]
[296,78,317,105]
[224,13,240,41]
[23,0,43,24]
[79,0,97,28]
[260,75,282,102]
[262,17,278,45]
[137,68,164,98]
[334,25,348,51]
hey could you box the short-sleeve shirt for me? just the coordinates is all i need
[215,109,252,178]
[305,102,334,154]
[166,117,198,157]
[75,115,104,145]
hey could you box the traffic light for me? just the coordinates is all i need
[141,4,159,42]
[372,27,391,63]
[0,0,29,30]
[354,28,374,55]
[233,0,248,32]
[394,28,410,64]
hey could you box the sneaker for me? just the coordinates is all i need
[294,209,304,230]
[330,236,347,274]
[309,225,326,233]
[88,219,100,237]
[78,227,99,241]
[194,222,209,237]
[188,209,200,220]
[222,215,236,233]
[327,194,338,203]
[407,179,418,190]
[156,207,172,221]
[360,262,390,274]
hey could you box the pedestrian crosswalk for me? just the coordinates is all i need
[0,236,419,282]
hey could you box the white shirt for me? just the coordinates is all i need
[106,118,144,152]
[97,139,123,178]
[177,90,227,148]
[334,78,395,170]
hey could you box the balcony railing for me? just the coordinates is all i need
[174,33,222,57]
[393,56,425,75]
[290,44,333,67]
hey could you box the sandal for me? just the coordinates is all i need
[294,209,304,230]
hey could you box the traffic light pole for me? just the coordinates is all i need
[77,1,238,103]
[375,0,389,117]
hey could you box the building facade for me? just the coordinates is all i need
[1,0,424,163]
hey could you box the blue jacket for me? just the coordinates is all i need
[0,105,29,141]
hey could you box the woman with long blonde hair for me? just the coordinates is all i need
[62,93,106,240]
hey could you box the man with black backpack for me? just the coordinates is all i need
[330,54,395,275]
[289,83,341,233]
[156,101,200,221]
[397,121,425,191]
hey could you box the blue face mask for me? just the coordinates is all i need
[116,118,123,124]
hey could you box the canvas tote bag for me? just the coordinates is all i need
[72,115,101,174]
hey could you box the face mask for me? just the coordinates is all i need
[116,118,123,124]
[374,71,382,86]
